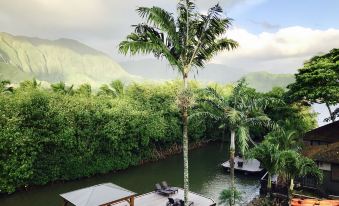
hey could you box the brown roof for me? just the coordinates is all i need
[303,142,339,164]
[303,121,339,143]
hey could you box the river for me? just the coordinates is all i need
[0,143,260,206]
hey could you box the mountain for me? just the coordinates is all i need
[122,59,294,91]
[0,32,137,86]
[121,60,247,82]
[243,72,295,92]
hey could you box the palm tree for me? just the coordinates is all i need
[0,80,13,94]
[249,141,283,196]
[194,82,273,205]
[280,150,323,202]
[219,188,242,206]
[97,80,125,98]
[119,1,238,204]
[50,81,74,95]
[266,129,301,151]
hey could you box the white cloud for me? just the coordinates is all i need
[214,26,339,73]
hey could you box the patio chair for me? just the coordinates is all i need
[166,198,177,206]
[155,183,174,196]
[179,200,194,206]
[161,181,178,193]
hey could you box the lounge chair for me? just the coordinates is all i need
[179,200,194,206]
[155,183,175,196]
[161,181,178,193]
[166,198,176,206]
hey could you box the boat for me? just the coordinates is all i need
[221,156,264,175]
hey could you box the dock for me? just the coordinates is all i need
[60,183,215,206]
[111,188,216,206]
[221,156,263,174]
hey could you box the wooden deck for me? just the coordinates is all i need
[111,188,216,206]
[221,156,263,173]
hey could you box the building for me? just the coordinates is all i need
[301,121,339,196]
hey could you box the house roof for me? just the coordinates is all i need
[303,142,339,164]
[60,183,136,206]
[303,121,339,143]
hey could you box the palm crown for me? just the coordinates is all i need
[119,0,238,76]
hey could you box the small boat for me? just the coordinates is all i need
[221,156,264,175]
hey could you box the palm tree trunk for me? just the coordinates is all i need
[267,173,272,197]
[230,130,236,206]
[182,74,190,206]
[288,178,294,206]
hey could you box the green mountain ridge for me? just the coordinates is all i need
[0,32,137,86]
[0,32,294,91]
[244,71,295,92]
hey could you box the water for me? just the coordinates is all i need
[0,143,260,206]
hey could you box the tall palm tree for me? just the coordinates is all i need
[194,83,273,205]
[119,1,238,204]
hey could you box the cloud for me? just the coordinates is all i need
[213,26,339,73]
[250,20,281,30]
[0,0,255,59]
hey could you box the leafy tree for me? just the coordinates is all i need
[75,84,92,97]
[193,81,273,205]
[51,81,74,95]
[219,188,242,206]
[118,1,238,204]
[287,48,339,122]
[19,78,40,90]
[265,129,301,151]
[248,141,283,196]
[279,150,323,201]
[97,80,125,97]
[0,80,13,94]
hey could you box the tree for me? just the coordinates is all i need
[265,129,301,151]
[75,84,92,97]
[194,81,272,205]
[248,141,283,196]
[219,188,242,206]
[97,80,125,98]
[0,80,13,94]
[119,1,238,204]
[279,150,323,201]
[287,48,339,122]
[50,82,74,95]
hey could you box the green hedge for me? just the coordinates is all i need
[0,81,315,193]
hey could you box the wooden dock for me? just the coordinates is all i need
[111,188,216,206]
[221,156,263,174]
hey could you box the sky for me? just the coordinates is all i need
[0,0,339,73]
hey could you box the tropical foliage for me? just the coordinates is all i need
[287,48,339,122]
[0,79,316,194]
[119,0,238,204]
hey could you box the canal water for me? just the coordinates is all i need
[0,143,260,206]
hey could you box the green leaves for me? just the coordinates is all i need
[119,0,238,75]
[287,48,339,121]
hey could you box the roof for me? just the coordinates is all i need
[291,198,339,206]
[60,183,136,206]
[303,121,339,143]
[303,142,339,164]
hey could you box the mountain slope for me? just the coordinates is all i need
[122,59,294,91]
[243,72,295,92]
[0,32,137,86]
